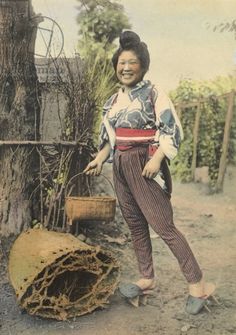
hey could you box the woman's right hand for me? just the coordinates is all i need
[83,159,103,176]
[83,142,111,176]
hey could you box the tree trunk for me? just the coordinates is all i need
[0,1,40,236]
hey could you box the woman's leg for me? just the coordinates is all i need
[113,150,154,280]
[117,147,202,284]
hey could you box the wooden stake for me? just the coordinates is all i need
[216,91,235,192]
[191,102,201,180]
[0,140,88,147]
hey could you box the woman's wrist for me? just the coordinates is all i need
[96,142,111,164]
[94,156,104,165]
[152,147,165,163]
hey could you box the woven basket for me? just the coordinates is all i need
[8,229,120,320]
[65,173,116,224]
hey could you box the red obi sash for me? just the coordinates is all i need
[115,128,156,151]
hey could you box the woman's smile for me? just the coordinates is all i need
[116,50,143,88]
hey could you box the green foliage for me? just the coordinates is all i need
[82,47,119,143]
[170,76,236,188]
[198,98,225,186]
[76,0,131,143]
[170,106,195,182]
[77,0,131,57]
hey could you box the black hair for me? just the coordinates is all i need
[112,31,150,76]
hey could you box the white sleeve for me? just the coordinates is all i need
[154,85,184,160]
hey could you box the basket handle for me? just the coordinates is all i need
[65,172,115,197]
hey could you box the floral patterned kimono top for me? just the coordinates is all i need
[100,80,183,157]
[99,80,183,190]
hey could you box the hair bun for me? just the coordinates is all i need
[119,31,141,49]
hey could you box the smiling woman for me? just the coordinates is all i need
[84,30,216,314]
[116,52,142,88]
[113,31,150,90]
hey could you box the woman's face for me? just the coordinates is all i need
[116,50,143,88]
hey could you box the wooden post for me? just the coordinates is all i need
[191,102,201,180]
[216,90,235,192]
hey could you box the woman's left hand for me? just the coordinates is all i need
[142,158,161,179]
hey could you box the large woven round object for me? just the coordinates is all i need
[8,229,120,320]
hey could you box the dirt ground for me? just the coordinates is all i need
[0,164,236,335]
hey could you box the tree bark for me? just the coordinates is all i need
[0,1,40,236]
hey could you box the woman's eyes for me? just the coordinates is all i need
[118,60,139,65]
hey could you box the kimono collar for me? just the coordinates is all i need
[121,80,151,100]
[103,79,152,113]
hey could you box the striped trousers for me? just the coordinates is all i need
[113,146,202,283]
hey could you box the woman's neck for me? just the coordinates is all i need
[121,79,146,93]
[122,86,132,93]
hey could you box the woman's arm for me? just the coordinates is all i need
[142,85,183,179]
[142,146,165,179]
[83,141,111,176]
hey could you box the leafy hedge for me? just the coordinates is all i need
[170,76,236,189]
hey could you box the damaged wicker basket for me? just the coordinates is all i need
[65,173,116,225]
